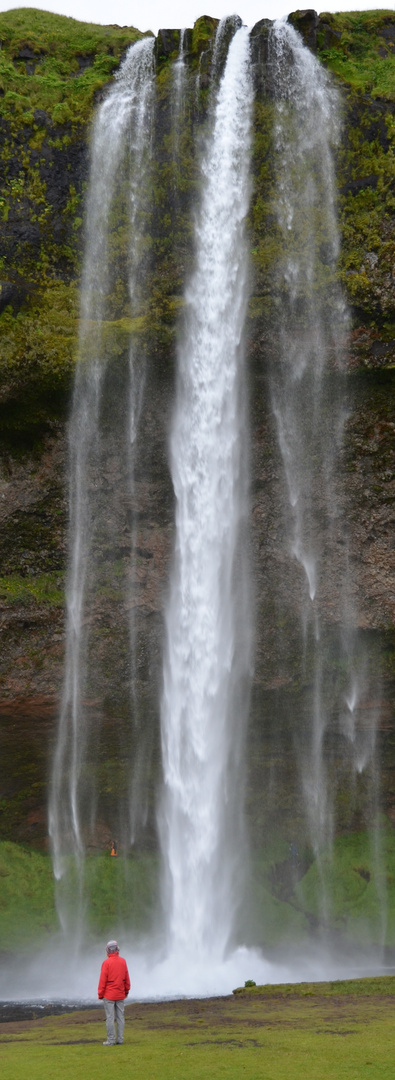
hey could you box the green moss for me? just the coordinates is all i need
[0,281,78,432]
[0,572,64,607]
[294,829,395,945]
[191,15,218,57]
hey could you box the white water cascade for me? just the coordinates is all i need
[48,37,155,927]
[269,21,380,921]
[159,25,254,960]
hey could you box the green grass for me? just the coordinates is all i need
[0,8,146,127]
[317,11,395,99]
[1,981,395,1079]
[0,843,159,950]
[0,842,58,947]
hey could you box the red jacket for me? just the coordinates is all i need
[98,953,130,1001]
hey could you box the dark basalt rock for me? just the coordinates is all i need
[288,9,319,51]
[33,108,53,128]
[155,28,182,59]
[317,20,342,50]
[341,173,379,196]
[75,53,94,71]
[154,27,194,69]
[250,19,272,96]
[381,24,395,42]
[0,280,29,315]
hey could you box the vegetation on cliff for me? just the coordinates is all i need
[0,9,146,437]
[1,8,395,435]
[0,11,222,437]
[249,10,395,354]
[317,11,395,337]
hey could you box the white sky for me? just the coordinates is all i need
[0,1,394,36]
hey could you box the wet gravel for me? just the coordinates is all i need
[0,1001,98,1023]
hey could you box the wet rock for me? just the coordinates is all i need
[288,10,319,51]
[250,19,272,96]
[317,20,342,50]
[0,280,28,315]
[155,29,182,59]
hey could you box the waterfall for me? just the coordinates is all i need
[42,13,387,994]
[159,25,254,959]
[48,37,155,929]
[269,20,380,925]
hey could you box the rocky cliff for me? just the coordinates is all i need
[0,7,394,871]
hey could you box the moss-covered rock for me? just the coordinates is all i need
[313,11,395,332]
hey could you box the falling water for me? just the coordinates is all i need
[159,25,254,959]
[48,37,155,930]
[171,29,187,174]
[173,28,187,114]
[269,20,381,925]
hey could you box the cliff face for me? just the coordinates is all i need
[0,9,395,855]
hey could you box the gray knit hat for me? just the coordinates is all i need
[106,940,119,954]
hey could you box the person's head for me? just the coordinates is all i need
[106,940,119,956]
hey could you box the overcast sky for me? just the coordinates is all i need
[0,1,394,35]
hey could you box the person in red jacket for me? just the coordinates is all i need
[98,940,130,1046]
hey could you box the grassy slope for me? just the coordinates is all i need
[0,842,160,949]
[4,830,395,952]
[1,981,395,1080]
[0,7,146,125]
[317,9,395,98]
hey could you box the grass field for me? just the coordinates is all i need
[1,977,395,1080]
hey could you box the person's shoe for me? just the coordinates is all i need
[102,1040,115,1045]
[116,1041,123,1045]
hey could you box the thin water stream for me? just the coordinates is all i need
[49,37,155,930]
[269,20,381,930]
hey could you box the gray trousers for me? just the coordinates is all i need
[103,997,125,1044]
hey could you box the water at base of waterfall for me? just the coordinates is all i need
[0,938,393,1002]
